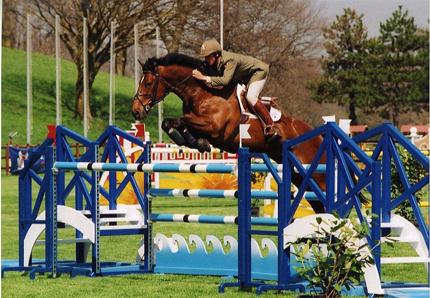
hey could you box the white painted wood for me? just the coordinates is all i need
[24,205,95,266]
[381,257,430,264]
[99,217,139,224]
[36,238,91,245]
[100,224,146,230]
[380,214,429,272]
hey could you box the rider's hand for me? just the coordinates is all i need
[192,69,211,83]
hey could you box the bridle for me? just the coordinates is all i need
[135,67,192,114]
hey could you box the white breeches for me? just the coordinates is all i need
[246,78,267,106]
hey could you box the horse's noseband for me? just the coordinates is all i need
[135,68,193,114]
[136,70,169,113]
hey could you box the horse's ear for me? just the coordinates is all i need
[138,59,145,69]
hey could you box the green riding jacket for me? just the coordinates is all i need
[208,50,269,87]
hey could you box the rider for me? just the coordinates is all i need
[192,39,281,140]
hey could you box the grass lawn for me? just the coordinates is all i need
[2,46,183,146]
[2,173,429,297]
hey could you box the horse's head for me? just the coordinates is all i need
[132,58,170,120]
[132,53,219,120]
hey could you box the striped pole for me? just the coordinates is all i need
[54,162,238,173]
[149,188,277,199]
[149,188,324,201]
[53,162,326,174]
[151,213,277,226]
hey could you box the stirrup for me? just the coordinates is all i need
[264,125,281,141]
[264,125,276,135]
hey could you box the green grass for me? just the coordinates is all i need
[1,47,183,145]
[2,174,428,297]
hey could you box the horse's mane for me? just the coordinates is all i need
[143,53,219,76]
[143,53,202,71]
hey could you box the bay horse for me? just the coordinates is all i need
[131,53,325,213]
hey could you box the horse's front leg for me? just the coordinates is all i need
[161,118,187,146]
[181,116,219,153]
[161,118,210,152]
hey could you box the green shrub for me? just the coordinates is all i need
[289,214,376,298]
[391,146,428,223]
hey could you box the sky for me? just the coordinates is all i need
[315,0,429,36]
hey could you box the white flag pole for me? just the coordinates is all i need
[156,26,163,143]
[55,15,61,126]
[220,0,224,50]
[26,14,32,144]
[83,17,89,137]
[109,21,117,125]
[239,124,251,148]
[134,24,139,93]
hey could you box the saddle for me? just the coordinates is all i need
[236,84,282,123]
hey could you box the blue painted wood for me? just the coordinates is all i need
[153,234,304,282]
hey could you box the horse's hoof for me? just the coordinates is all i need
[196,139,211,153]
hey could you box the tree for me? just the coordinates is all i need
[31,0,172,120]
[153,0,198,53]
[25,0,325,125]
[373,6,429,126]
[178,0,326,121]
[310,8,372,124]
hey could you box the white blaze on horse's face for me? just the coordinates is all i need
[132,73,154,120]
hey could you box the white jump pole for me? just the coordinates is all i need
[26,14,33,145]
[220,0,224,50]
[55,15,62,125]
[109,21,117,125]
[156,26,163,143]
[83,17,89,137]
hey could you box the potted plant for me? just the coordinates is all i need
[287,213,379,298]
